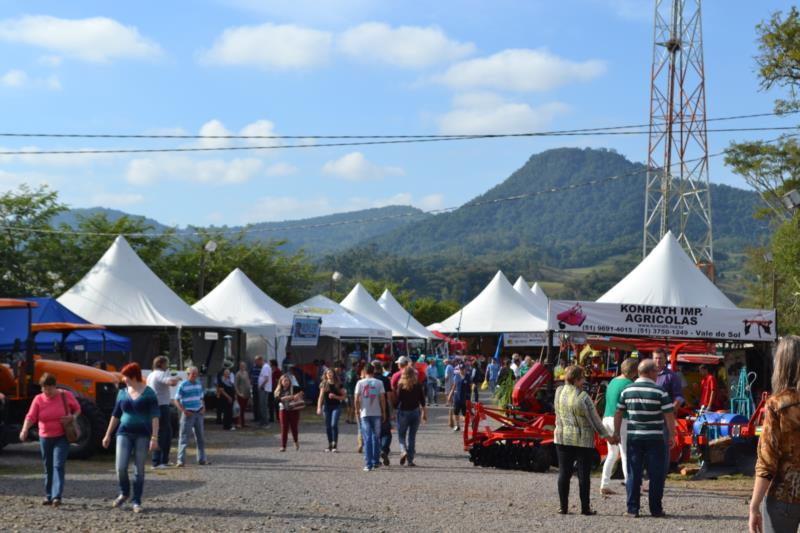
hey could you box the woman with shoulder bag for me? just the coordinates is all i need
[234,361,252,429]
[19,373,81,507]
[317,368,347,452]
[275,374,304,451]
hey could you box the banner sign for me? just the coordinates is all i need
[291,315,322,347]
[548,300,777,342]
[504,332,549,347]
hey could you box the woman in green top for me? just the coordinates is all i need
[102,363,160,514]
[600,358,638,494]
[553,365,616,516]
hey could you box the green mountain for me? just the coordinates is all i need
[57,205,427,256]
[323,148,769,302]
[241,205,428,254]
[370,147,768,265]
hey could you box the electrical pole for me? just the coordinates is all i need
[643,0,714,280]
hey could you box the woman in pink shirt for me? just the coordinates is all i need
[19,373,81,507]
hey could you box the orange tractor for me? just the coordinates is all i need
[0,299,121,458]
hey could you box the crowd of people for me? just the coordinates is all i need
[15,338,800,531]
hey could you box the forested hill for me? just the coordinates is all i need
[366,147,768,267]
[242,205,428,254]
[58,205,428,256]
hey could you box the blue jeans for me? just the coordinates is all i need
[360,415,381,468]
[116,434,147,505]
[426,379,438,404]
[397,409,421,461]
[39,436,69,501]
[381,416,392,455]
[323,405,342,445]
[152,404,172,466]
[177,411,207,464]
[626,438,667,516]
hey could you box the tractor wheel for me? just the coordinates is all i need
[68,399,105,460]
[532,445,552,473]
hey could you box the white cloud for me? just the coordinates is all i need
[126,155,263,185]
[38,55,62,66]
[201,23,332,70]
[437,92,570,135]
[197,119,232,149]
[1,69,27,87]
[0,15,162,63]
[265,162,297,176]
[322,152,404,181]
[435,48,606,92]
[240,119,280,147]
[0,69,61,90]
[418,193,445,211]
[242,191,442,222]
[91,192,144,207]
[337,22,474,68]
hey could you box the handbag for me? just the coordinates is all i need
[60,392,81,444]
[281,385,305,411]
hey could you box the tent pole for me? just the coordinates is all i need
[176,326,182,369]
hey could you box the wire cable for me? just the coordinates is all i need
[0,126,795,157]
[0,110,793,140]
[3,132,795,239]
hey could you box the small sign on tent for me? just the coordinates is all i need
[504,332,548,347]
[291,315,322,347]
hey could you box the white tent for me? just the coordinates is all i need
[59,235,222,328]
[513,276,548,320]
[193,268,294,334]
[291,295,392,339]
[192,268,296,363]
[531,282,549,311]
[438,271,549,334]
[340,283,421,338]
[597,231,736,308]
[378,289,436,340]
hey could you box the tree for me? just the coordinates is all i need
[161,229,316,306]
[0,185,67,295]
[55,212,175,290]
[725,7,800,332]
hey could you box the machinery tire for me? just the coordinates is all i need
[532,445,551,473]
[68,399,105,460]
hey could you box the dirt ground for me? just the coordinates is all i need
[0,404,754,532]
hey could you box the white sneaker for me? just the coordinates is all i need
[453,426,461,432]
[132,503,143,513]
[153,464,169,470]
[112,495,127,508]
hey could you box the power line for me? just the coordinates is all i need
[0,110,792,140]
[0,126,795,157]
[4,133,795,239]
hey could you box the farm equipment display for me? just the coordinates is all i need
[0,299,121,459]
[463,343,768,480]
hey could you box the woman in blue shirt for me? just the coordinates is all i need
[102,363,160,514]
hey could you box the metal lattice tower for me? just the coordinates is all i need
[643,0,714,278]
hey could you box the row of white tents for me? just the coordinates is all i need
[432,230,739,335]
[54,230,768,367]
[56,236,436,365]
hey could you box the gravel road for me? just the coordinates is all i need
[0,405,753,532]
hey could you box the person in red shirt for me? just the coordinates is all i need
[19,373,81,506]
[698,364,720,411]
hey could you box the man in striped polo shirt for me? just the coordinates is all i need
[175,367,210,467]
[614,358,675,518]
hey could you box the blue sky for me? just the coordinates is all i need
[0,0,794,227]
